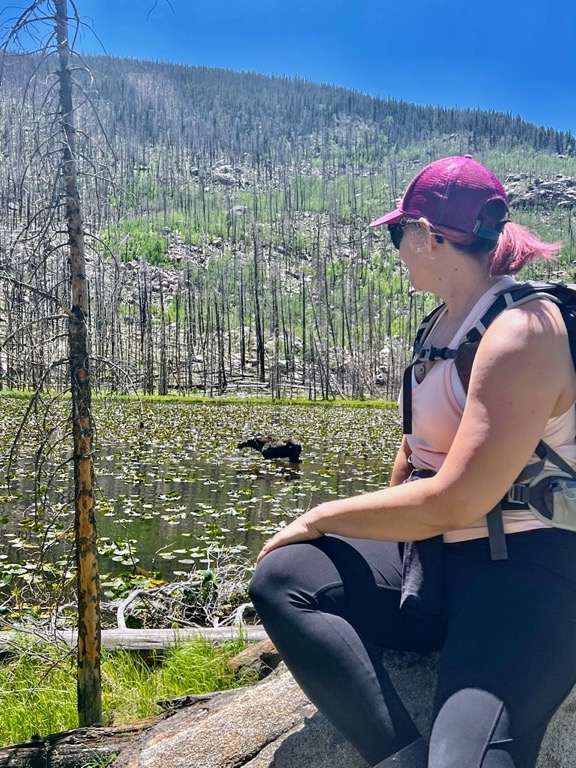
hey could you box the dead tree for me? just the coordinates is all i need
[1,0,102,726]
[55,0,101,727]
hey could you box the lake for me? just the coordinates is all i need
[0,397,401,588]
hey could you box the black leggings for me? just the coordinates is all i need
[249,530,576,767]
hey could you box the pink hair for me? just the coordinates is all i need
[432,199,561,275]
[488,222,561,276]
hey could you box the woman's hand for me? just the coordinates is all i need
[256,510,324,564]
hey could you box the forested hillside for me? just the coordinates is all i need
[1,52,575,399]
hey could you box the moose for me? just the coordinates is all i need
[237,435,302,463]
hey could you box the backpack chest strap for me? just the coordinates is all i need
[413,343,459,363]
[402,344,459,434]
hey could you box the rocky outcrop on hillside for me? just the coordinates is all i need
[505,173,576,209]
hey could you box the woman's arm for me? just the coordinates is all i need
[389,436,412,487]
[257,300,576,563]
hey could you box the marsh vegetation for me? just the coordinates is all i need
[0,395,401,625]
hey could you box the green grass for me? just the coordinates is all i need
[0,636,255,746]
[0,388,398,409]
[127,393,399,408]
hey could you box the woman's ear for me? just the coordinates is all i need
[414,218,441,251]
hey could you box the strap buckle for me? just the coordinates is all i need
[506,484,530,504]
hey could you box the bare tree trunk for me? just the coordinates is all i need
[158,284,168,395]
[214,282,227,394]
[252,235,266,384]
[55,0,102,727]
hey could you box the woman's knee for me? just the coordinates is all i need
[249,549,285,607]
[249,543,308,609]
[430,689,519,768]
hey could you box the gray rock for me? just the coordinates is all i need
[505,174,576,209]
[112,651,576,768]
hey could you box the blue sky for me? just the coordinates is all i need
[69,0,575,134]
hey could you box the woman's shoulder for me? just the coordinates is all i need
[487,291,567,342]
[473,291,576,416]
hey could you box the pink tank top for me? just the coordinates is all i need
[403,277,576,542]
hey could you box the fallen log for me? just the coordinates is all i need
[0,651,573,767]
[0,716,167,768]
[0,626,267,653]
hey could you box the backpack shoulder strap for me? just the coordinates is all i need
[463,281,576,560]
[460,281,563,344]
[412,303,446,350]
[402,287,540,433]
[403,303,452,434]
[554,294,576,373]
[453,282,571,386]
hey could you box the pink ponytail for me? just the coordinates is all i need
[488,222,561,276]
[433,198,562,276]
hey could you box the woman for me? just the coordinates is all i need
[249,155,576,767]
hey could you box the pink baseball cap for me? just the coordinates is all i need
[369,155,509,240]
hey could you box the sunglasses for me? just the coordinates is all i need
[387,222,444,250]
[388,223,409,250]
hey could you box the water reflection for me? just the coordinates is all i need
[1,450,392,580]
[95,451,392,577]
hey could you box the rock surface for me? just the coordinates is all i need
[113,651,575,768]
